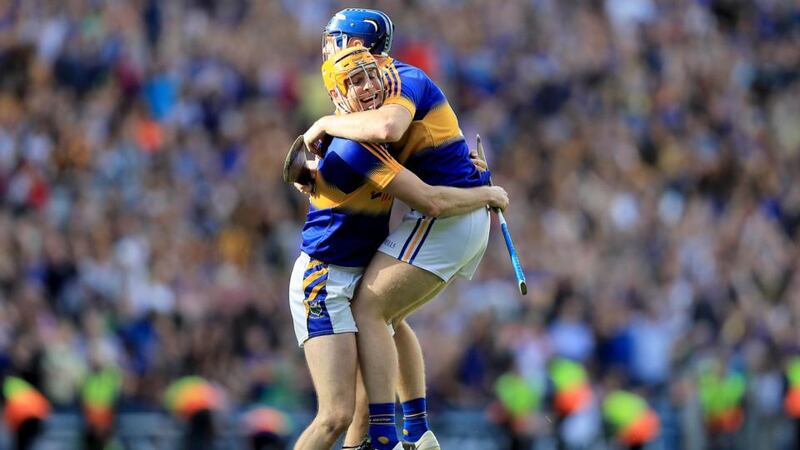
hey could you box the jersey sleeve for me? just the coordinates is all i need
[382,63,425,118]
[319,139,403,193]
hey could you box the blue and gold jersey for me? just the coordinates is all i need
[301,137,402,267]
[381,59,489,188]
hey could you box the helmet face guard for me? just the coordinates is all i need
[321,46,385,113]
[322,9,394,60]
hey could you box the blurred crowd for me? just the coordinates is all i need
[1,0,800,448]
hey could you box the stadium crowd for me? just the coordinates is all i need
[0,0,799,448]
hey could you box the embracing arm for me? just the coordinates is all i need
[306,104,412,148]
[382,169,508,218]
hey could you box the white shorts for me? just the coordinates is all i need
[288,252,363,347]
[378,207,490,281]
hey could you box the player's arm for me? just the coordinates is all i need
[383,169,508,218]
[305,67,423,149]
[305,104,412,148]
[322,140,506,217]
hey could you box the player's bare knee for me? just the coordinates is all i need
[316,408,354,435]
[352,296,388,322]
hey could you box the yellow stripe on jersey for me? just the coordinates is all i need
[384,96,417,117]
[389,64,402,100]
[423,102,462,147]
[380,60,395,95]
[393,101,463,164]
[362,142,402,171]
[366,166,400,190]
[383,70,395,100]
[361,142,392,166]
[381,59,401,97]
[361,143,403,189]
[310,180,394,213]
[381,60,416,117]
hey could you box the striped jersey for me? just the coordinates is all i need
[381,58,490,188]
[301,137,401,267]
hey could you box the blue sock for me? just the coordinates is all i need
[368,403,399,449]
[401,397,429,442]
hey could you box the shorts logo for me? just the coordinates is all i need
[306,299,324,318]
[383,239,397,249]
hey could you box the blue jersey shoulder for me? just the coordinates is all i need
[321,138,398,194]
[390,60,444,118]
[318,138,366,194]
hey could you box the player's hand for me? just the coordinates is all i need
[293,160,318,196]
[469,149,488,172]
[303,119,328,157]
[487,186,509,211]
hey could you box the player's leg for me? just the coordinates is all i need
[394,320,425,407]
[288,253,363,449]
[341,319,442,449]
[342,368,369,448]
[374,208,489,325]
[390,278,450,325]
[355,208,490,449]
[394,319,441,450]
[351,253,445,449]
[343,320,435,449]
[366,288,447,450]
[293,333,358,450]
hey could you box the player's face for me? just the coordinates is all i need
[344,66,384,112]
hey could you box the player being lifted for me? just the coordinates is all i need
[288,46,507,450]
[303,9,498,450]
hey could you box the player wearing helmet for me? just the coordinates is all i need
[288,46,507,450]
[310,9,407,150]
[302,9,498,450]
[321,8,394,61]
